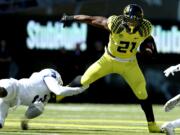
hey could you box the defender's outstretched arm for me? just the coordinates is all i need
[164,64,180,77]
[44,77,88,96]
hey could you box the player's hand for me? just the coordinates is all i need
[61,14,74,21]
[164,65,180,77]
[60,14,74,27]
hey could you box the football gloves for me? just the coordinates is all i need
[60,14,74,27]
[164,64,180,77]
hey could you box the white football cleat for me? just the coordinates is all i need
[161,123,174,135]
[164,94,180,112]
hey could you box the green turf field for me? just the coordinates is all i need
[1,103,180,135]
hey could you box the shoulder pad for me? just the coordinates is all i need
[107,15,124,34]
[138,19,152,37]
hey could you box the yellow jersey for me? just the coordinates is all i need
[107,15,152,59]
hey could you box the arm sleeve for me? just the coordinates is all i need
[43,77,88,96]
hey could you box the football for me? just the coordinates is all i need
[140,42,155,56]
[139,36,157,57]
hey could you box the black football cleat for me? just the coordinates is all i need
[0,123,2,128]
[21,120,28,130]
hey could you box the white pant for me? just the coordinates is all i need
[0,99,10,127]
[0,79,21,127]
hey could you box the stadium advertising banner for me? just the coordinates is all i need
[26,20,87,51]
[152,25,180,54]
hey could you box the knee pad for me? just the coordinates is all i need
[137,92,148,100]
[133,83,148,100]
[25,101,44,119]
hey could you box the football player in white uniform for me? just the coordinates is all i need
[0,68,88,130]
[161,64,180,135]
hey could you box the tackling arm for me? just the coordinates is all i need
[164,64,180,77]
[44,77,88,96]
[61,14,109,30]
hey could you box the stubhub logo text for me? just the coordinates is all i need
[26,20,87,51]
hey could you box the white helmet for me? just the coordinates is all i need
[50,69,63,85]
[41,68,63,85]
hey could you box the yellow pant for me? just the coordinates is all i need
[81,51,148,100]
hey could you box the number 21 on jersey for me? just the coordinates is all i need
[117,41,136,53]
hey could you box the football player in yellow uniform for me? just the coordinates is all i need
[61,4,162,133]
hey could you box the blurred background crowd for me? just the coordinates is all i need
[0,0,179,104]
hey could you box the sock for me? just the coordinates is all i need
[139,98,155,122]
